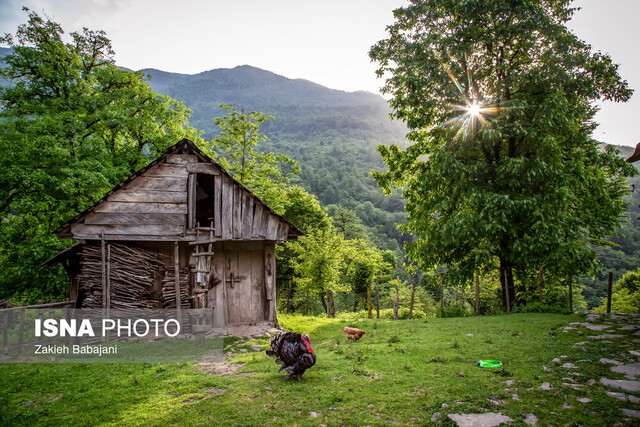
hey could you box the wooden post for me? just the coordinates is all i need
[187,173,196,229]
[394,282,399,320]
[306,281,309,316]
[36,300,43,343]
[504,269,511,314]
[375,281,380,319]
[287,278,292,314]
[18,301,25,352]
[2,310,8,353]
[101,231,107,309]
[568,270,573,313]
[607,272,613,314]
[539,266,544,304]
[367,287,372,319]
[409,274,417,319]
[105,244,111,343]
[439,273,444,310]
[475,270,480,315]
[174,241,182,323]
[106,244,111,311]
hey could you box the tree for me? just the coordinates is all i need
[369,0,636,308]
[288,230,348,317]
[0,9,199,302]
[595,268,640,314]
[329,206,368,240]
[343,239,396,312]
[207,103,299,213]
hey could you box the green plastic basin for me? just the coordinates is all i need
[477,360,503,368]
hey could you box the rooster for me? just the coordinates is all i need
[266,332,316,381]
[342,326,365,341]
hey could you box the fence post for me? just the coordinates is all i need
[18,300,26,352]
[367,288,372,319]
[394,283,399,320]
[440,273,444,311]
[568,270,573,313]
[2,310,8,353]
[504,269,511,314]
[306,281,309,316]
[36,300,43,343]
[375,281,380,319]
[539,266,544,304]
[409,274,417,319]
[607,272,613,314]
[475,270,480,315]
[287,278,292,314]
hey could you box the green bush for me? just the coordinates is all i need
[511,301,571,314]
[436,305,469,318]
[337,307,428,321]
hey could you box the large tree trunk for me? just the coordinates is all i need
[326,289,335,318]
[498,258,516,311]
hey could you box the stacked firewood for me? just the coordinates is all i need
[78,243,164,309]
[161,268,190,309]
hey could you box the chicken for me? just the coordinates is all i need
[266,332,316,381]
[342,326,365,341]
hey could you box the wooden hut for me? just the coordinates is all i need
[45,139,301,328]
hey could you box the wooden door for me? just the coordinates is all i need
[224,247,266,323]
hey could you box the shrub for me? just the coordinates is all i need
[436,305,469,318]
[511,301,571,314]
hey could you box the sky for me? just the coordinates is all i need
[0,0,638,147]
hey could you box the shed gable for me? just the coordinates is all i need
[59,139,299,242]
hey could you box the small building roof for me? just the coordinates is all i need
[54,139,302,240]
[626,142,640,163]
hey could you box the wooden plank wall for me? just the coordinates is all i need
[70,154,292,242]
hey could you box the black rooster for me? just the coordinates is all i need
[266,332,316,381]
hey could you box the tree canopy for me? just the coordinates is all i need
[0,9,200,301]
[369,0,636,307]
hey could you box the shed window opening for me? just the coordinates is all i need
[195,173,215,228]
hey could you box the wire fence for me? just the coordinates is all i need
[276,269,618,318]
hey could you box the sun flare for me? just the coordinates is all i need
[468,103,481,117]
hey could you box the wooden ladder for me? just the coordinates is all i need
[191,222,216,307]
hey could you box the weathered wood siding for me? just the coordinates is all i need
[70,153,293,242]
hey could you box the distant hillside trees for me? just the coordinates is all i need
[0,9,199,302]
[370,0,636,310]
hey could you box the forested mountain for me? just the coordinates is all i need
[141,65,410,251]
[2,43,638,304]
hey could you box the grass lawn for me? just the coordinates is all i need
[1,312,639,426]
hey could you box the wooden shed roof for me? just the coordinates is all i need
[627,142,640,163]
[54,139,302,241]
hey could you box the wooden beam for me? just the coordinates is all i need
[214,175,222,238]
[251,203,264,238]
[107,190,187,204]
[143,163,188,178]
[266,215,280,240]
[174,241,182,321]
[167,154,198,164]
[95,202,187,214]
[221,177,233,240]
[73,234,191,242]
[85,212,186,226]
[125,177,187,192]
[71,224,184,236]
[106,243,111,312]
[232,187,242,239]
[101,231,106,309]
[187,173,196,229]
[242,192,254,239]
[264,244,276,322]
[186,163,219,175]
